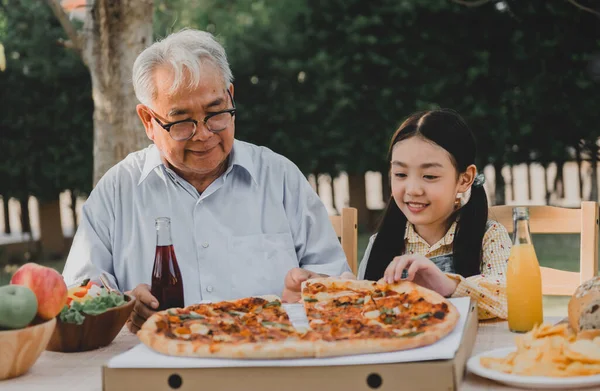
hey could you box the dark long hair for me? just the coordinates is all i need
[364,109,488,280]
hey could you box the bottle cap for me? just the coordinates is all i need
[512,207,529,220]
[155,217,171,228]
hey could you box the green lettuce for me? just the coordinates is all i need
[59,290,126,325]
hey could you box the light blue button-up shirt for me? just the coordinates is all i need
[62,140,349,304]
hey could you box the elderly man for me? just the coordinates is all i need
[62,29,350,333]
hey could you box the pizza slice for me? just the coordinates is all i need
[301,277,460,357]
[138,295,318,358]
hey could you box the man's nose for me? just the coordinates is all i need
[190,122,213,142]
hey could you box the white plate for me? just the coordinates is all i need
[467,347,600,390]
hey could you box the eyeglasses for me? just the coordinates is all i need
[148,90,236,141]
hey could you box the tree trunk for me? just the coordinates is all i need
[509,165,516,202]
[381,171,391,204]
[590,147,599,202]
[543,164,551,205]
[348,173,369,231]
[39,199,65,257]
[312,171,320,196]
[2,196,10,235]
[19,196,31,236]
[526,160,533,201]
[48,0,154,186]
[493,161,506,205]
[554,160,565,200]
[575,143,584,201]
[85,0,154,185]
[329,174,339,214]
[70,189,78,231]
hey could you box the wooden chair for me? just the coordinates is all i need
[489,202,599,296]
[330,207,358,274]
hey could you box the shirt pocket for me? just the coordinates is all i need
[228,233,299,296]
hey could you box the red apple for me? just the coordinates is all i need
[10,263,68,320]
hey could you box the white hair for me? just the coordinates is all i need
[132,29,234,107]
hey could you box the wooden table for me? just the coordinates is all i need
[5,316,593,391]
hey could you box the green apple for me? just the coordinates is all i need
[0,285,38,330]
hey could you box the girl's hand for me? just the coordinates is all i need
[383,255,459,297]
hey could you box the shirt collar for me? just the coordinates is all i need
[404,221,458,247]
[138,140,258,186]
[228,139,258,185]
[138,144,163,185]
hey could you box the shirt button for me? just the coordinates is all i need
[206,286,214,293]
[202,242,209,248]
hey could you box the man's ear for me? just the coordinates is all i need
[457,164,477,193]
[137,104,155,141]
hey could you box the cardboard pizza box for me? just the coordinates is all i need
[102,298,478,391]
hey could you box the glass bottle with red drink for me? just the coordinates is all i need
[150,217,185,310]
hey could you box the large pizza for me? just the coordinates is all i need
[137,278,460,359]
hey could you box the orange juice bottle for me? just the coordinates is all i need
[507,207,543,332]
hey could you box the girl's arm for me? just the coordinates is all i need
[446,222,511,320]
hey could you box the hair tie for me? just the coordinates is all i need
[473,173,486,188]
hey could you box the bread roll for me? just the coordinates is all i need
[568,276,600,335]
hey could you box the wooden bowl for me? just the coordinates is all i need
[0,317,56,380]
[46,294,135,352]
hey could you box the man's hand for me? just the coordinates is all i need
[126,283,159,334]
[282,268,324,303]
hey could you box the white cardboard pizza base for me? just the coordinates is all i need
[108,297,471,368]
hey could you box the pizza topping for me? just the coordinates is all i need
[393,328,415,336]
[227,310,247,317]
[379,307,402,315]
[304,298,318,303]
[261,321,293,330]
[433,311,446,320]
[251,306,263,314]
[174,326,191,335]
[213,334,233,342]
[364,310,380,319]
[411,312,432,321]
[264,300,281,308]
[309,283,326,292]
[189,323,210,335]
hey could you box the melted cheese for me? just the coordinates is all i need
[189,323,210,335]
[364,310,380,319]
[213,334,232,342]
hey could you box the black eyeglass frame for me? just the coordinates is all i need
[149,89,236,140]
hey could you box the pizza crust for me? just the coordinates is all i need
[315,332,440,357]
[138,324,316,359]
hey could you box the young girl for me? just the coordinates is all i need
[357,109,511,320]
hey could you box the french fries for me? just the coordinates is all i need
[481,323,600,377]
